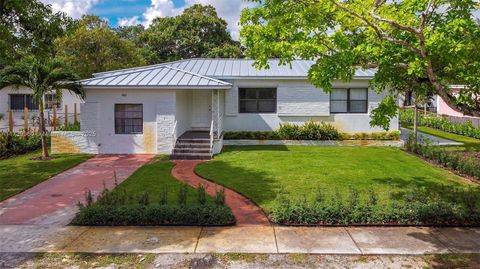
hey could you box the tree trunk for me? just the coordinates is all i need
[39,102,49,159]
[413,101,418,141]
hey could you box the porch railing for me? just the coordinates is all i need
[172,120,177,153]
[209,119,214,154]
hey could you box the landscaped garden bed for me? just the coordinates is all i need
[0,131,42,159]
[195,146,480,226]
[224,121,401,141]
[71,156,235,226]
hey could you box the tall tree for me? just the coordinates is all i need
[0,56,84,159]
[241,0,480,125]
[55,15,145,78]
[0,0,74,65]
[138,4,243,64]
[114,24,145,42]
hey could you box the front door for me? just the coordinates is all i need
[191,90,212,130]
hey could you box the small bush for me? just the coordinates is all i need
[270,186,480,225]
[341,130,401,140]
[215,188,226,205]
[197,185,207,205]
[178,184,188,206]
[72,204,235,226]
[57,122,80,131]
[0,131,42,159]
[404,135,480,179]
[73,182,235,226]
[224,122,399,141]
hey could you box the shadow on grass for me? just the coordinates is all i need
[195,159,281,210]
[372,176,480,206]
[222,145,290,152]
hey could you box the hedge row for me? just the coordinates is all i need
[0,132,42,159]
[71,204,234,226]
[224,121,400,141]
[405,135,480,179]
[71,182,235,226]
[400,109,480,139]
[271,186,480,225]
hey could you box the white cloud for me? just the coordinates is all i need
[184,0,256,40]
[118,16,141,27]
[40,0,101,18]
[121,0,256,40]
[142,0,182,26]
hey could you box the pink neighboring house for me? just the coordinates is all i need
[436,85,480,119]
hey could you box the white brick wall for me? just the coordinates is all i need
[84,88,175,154]
[157,113,176,154]
[223,79,399,133]
[277,85,329,115]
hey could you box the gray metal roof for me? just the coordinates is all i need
[93,58,377,79]
[81,65,232,89]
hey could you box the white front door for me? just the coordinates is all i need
[191,90,212,129]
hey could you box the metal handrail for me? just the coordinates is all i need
[209,119,214,154]
[172,120,177,153]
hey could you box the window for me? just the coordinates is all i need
[239,88,277,113]
[9,94,38,111]
[45,94,61,109]
[330,89,368,113]
[114,104,143,134]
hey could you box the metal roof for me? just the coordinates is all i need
[93,58,377,80]
[81,65,232,89]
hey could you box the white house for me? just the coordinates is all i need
[0,86,83,131]
[57,58,398,158]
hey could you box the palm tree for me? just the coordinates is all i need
[0,56,84,159]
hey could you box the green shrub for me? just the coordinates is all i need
[400,109,480,139]
[72,204,235,226]
[404,135,480,179]
[57,122,80,131]
[270,186,480,225]
[224,131,280,140]
[0,131,42,159]
[277,121,342,140]
[224,121,342,140]
[72,181,235,226]
[341,130,401,140]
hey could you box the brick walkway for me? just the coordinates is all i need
[0,155,154,226]
[171,160,270,226]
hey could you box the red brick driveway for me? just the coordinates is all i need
[0,155,153,226]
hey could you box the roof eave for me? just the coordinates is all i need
[81,85,232,90]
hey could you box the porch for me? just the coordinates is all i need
[171,89,225,159]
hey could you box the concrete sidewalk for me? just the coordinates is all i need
[400,127,463,146]
[2,225,480,254]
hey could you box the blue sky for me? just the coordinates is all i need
[40,0,252,39]
[90,0,184,24]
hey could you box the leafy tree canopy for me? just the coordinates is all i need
[138,4,244,64]
[114,24,145,42]
[241,0,480,125]
[55,15,145,78]
[0,0,74,65]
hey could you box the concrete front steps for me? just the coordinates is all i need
[171,133,212,160]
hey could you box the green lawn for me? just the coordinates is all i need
[0,151,91,201]
[402,124,480,150]
[196,146,476,212]
[110,155,212,205]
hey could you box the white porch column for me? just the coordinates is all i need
[211,89,222,139]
